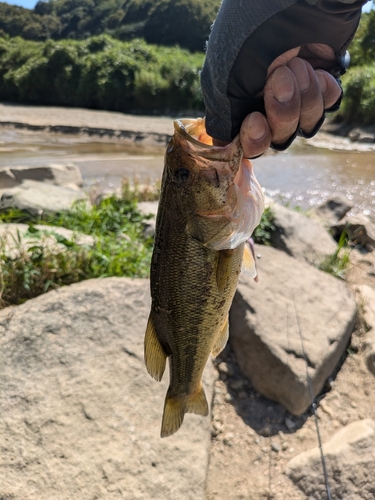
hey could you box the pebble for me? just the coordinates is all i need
[261,446,269,453]
[351,401,357,408]
[285,417,296,431]
[271,442,280,453]
[260,425,272,437]
[218,362,234,376]
[230,379,244,390]
[282,442,288,451]
[224,393,233,403]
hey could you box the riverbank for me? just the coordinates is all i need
[1,102,375,152]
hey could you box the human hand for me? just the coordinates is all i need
[236,46,343,158]
[202,0,365,156]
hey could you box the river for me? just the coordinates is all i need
[1,127,374,216]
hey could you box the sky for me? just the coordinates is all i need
[2,0,375,11]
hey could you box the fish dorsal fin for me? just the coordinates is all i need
[242,241,257,279]
[216,249,235,294]
[161,385,208,438]
[211,315,229,357]
[144,315,167,382]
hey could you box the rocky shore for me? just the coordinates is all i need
[0,104,375,500]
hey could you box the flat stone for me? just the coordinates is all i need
[0,179,89,214]
[0,163,82,190]
[286,419,375,499]
[229,245,356,415]
[0,223,94,258]
[268,201,337,265]
[0,278,215,500]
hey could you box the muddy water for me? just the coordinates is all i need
[0,128,374,216]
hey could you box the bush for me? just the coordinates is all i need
[0,35,205,113]
[339,65,375,124]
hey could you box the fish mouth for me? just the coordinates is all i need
[174,119,241,164]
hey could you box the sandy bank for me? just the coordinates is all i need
[0,102,374,152]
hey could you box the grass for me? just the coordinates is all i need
[0,189,155,308]
[318,230,351,279]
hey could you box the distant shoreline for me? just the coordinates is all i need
[0,102,374,152]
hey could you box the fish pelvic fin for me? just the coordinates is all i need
[241,241,257,279]
[144,315,167,382]
[211,315,229,358]
[161,385,209,438]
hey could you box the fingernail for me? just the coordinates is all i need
[316,70,328,93]
[272,66,295,104]
[246,112,266,141]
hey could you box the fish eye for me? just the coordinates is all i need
[174,168,190,183]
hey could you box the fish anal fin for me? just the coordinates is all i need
[242,242,257,279]
[144,315,167,382]
[216,249,235,294]
[161,385,209,438]
[211,315,229,358]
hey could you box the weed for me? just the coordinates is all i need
[253,207,276,246]
[318,230,350,279]
[0,195,153,308]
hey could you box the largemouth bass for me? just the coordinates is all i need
[144,118,264,437]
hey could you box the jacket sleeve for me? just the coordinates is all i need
[201,0,367,142]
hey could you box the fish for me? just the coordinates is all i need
[144,118,264,437]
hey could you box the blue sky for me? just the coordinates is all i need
[2,0,375,10]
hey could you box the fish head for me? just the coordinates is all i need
[165,118,264,250]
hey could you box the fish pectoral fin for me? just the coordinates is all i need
[241,241,257,279]
[216,249,235,294]
[144,315,167,382]
[161,385,209,438]
[211,315,229,358]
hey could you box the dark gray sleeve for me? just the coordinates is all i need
[201,0,367,142]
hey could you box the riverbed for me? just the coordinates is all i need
[0,125,374,216]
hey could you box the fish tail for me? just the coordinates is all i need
[160,385,209,438]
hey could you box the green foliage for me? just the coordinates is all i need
[318,230,350,279]
[339,65,375,124]
[253,207,276,246]
[0,35,204,112]
[347,10,375,67]
[0,0,221,52]
[0,194,153,307]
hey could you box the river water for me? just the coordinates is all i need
[1,127,374,216]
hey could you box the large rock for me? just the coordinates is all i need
[229,245,356,415]
[332,214,375,248]
[0,163,82,190]
[309,194,353,226]
[286,419,375,499]
[0,278,215,500]
[269,201,337,265]
[0,223,94,258]
[0,179,89,214]
[355,285,375,376]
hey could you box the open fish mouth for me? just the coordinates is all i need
[174,118,265,251]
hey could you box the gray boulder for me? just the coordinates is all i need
[0,223,94,258]
[268,201,337,265]
[355,285,375,376]
[0,163,82,190]
[229,245,356,415]
[137,201,159,238]
[332,214,375,248]
[286,419,375,499]
[0,278,215,500]
[309,194,353,226]
[0,179,89,214]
